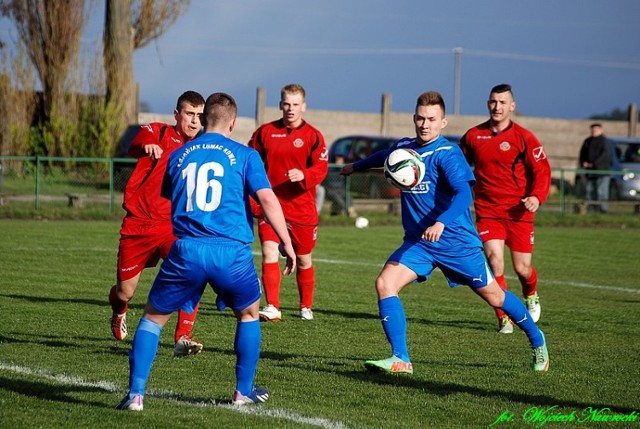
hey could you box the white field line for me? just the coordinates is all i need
[0,362,352,429]
[295,254,640,294]
[15,247,638,294]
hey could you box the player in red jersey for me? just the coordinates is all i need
[249,84,328,321]
[109,91,207,356]
[460,84,551,334]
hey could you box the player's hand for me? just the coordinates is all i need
[144,144,163,159]
[521,196,540,213]
[340,164,354,176]
[422,221,445,242]
[280,243,296,275]
[286,169,304,182]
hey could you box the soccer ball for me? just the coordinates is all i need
[384,148,425,189]
[354,216,369,229]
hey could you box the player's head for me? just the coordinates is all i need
[487,83,515,126]
[280,83,307,127]
[174,91,205,141]
[413,91,447,145]
[203,92,238,135]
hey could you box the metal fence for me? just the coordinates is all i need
[0,156,638,216]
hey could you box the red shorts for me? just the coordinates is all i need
[258,219,317,255]
[475,218,534,253]
[117,219,176,281]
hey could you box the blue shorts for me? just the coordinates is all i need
[388,240,494,288]
[149,237,261,314]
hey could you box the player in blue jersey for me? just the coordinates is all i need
[116,93,296,411]
[340,91,548,374]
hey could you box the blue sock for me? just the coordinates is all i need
[129,317,163,396]
[378,296,410,361]
[234,320,261,395]
[501,291,543,347]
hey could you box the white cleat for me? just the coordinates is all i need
[259,304,282,322]
[300,307,314,320]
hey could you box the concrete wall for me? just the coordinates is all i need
[140,106,638,179]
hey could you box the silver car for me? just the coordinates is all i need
[609,137,640,201]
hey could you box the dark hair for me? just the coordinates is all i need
[203,92,237,128]
[590,123,602,129]
[176,91,205,112]
[416,91,446,115]
[490,84,513,97]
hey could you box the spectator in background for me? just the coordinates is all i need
[579,123,612,213]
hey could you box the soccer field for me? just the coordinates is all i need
[0,220,638,428]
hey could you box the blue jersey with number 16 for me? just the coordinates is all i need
[162,132,271,244]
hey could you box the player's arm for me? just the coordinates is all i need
[255,188,296,275]
[288,134,329,190]
[348,149,389,174]
[129,124,164,160]
[423,180,473,242]
[247,128,264,157]
[458,132,475,166]
[522,132,552,206]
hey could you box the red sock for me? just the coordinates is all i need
[262,262,281,308]
[174,303,200,342]
[297,266,315,309]
[519,266,538,297]
[494,275,508,319]
[109,285,128,314]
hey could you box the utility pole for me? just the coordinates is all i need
[453,47,463,115]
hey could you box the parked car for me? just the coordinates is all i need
[326,134,461,198]
[609,137,640,201]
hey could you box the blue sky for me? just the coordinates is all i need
[2,0,640,120]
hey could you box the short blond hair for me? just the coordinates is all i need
[281,83,306,101]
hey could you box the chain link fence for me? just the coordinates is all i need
[0,156,638,216]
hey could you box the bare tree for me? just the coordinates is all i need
[0,0,85,125]
[104,0,134,129]
[104,0,190,143]
[133,0,189,49]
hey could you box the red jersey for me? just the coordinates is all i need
[122,123,185,222]
[460,121,551,222]
[249,119,328,225]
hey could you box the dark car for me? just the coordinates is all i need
[326,135,399,198]
[609,137,640,201]
[326,134,461,199]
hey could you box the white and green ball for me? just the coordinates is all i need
[384,148,425,189]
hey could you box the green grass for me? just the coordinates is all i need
[0,220,639,428]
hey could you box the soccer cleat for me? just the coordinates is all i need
[525,292,541,323]
[173,335,203,357]
[532,331,549,372]
[300,307,314,320]
[111,312,128,341]
[498,316,514,334]
[259,304,282,322]
[364,356,413,374]
[232,386,270,405]
[115,393,143,411]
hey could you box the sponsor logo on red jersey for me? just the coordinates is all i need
[532,146,547,162]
